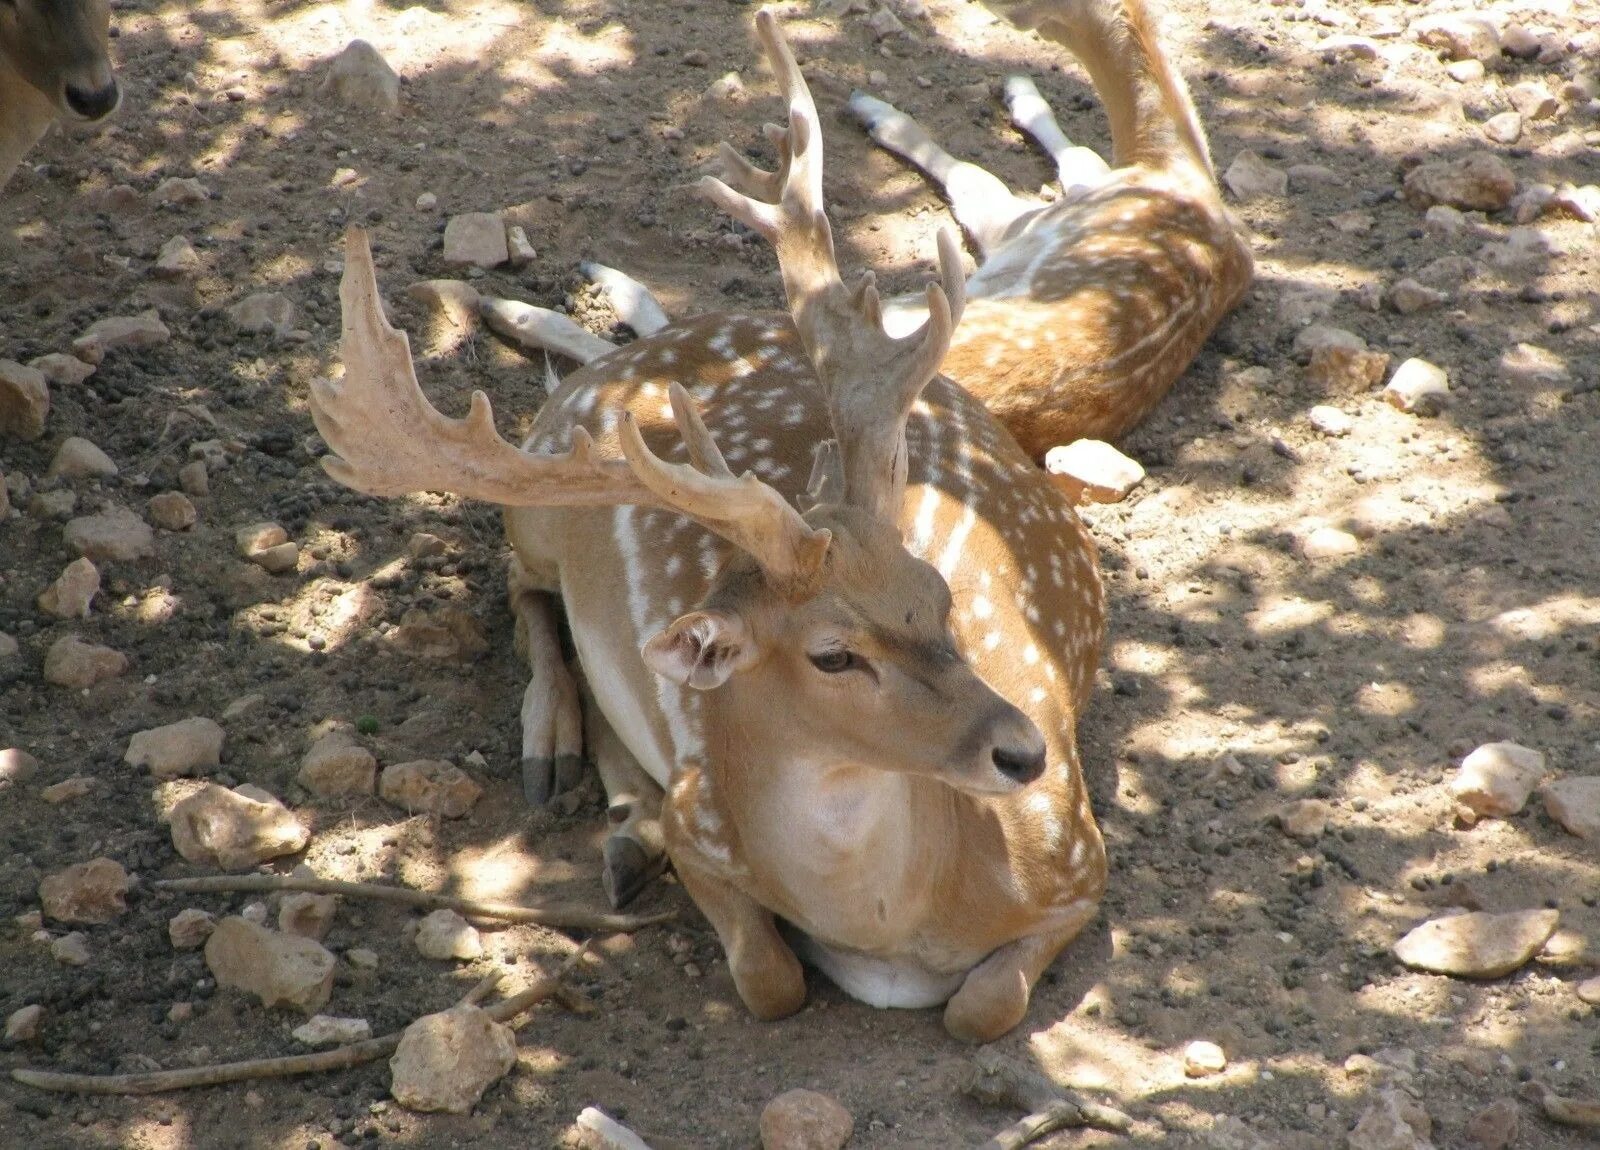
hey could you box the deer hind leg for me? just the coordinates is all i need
[480,294,618,365]
[584,698,668,908]
[508,561,586,806]
[847,92,1041,259]
[580,261,672,337]
[943,898,1098,1043]
[1002,75,1111,195]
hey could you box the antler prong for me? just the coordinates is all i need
[668,381,733,478]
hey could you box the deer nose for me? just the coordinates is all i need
[992,741,1046,785]
[64,80,120,121]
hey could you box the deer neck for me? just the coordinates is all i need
[0,71,55,190]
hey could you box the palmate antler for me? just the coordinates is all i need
[699,9,966,523]
[313,228,830,598]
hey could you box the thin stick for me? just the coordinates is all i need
[964,1050,1132,1144]
[980,1103,1097,1150]
[154,874,674,932]
[11,950,587,1095]
[458,969,504,1007]
[1520,1081,1600,1129]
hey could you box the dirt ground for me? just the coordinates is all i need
[3,0,1599,1146]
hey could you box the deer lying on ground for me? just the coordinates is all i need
[0,0,120,190]
[313,12,1109,1043]
[488,0,1252,465]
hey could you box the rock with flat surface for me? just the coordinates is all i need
[41,776,94,804]
[38,557,100,619]
[1384,359,1450,415]
[321,40,400,113]
[1410,12,1500,62]
[415,909,483,960]
[760,1088,854,1150]
[386,607,488,662]
[63,508,155,561]
[43,635,127,689]
[1277,799,1330,841]
[49,437,118,481]
[169,784,308,870]
[293,1015,372,1046]
[72,310,170,363]
[168,908,216,949]
[0,359,50,440]
[1224,150,1288,200]
[1301,526,1360,560]
[1308,405,1353,436]
[1348,1087,1434,1150]
[1541,777,1600,839]
[52,933,91,966]
[279,891,337,940]
[205,916,335,1013]
[1043,439,1144,505]
[1462,1099,1518,1150]
[1389,279,1448,315]
[1393,909,1559,978]
[147,491,198,531]
[228,292,296,337]
[442,213,508,269]
[389,1004,516,1113]
[298,732,377,796]
[1184,1040,1228,1078]
[153,235,200,278]
[38,857,131,924]
[1451,742,1544,820]
[126,717,224,778]
[1402,153,1517,212]
[5,1004,44,1043]
[380,760,481,818]
[29,353,94,387]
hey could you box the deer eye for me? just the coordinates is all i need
[808,648,859,675]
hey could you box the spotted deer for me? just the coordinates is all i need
[0,0,120,190]
[491,0,1252,468]
[312,12,1108,1043]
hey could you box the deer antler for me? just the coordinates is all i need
[698,9,966,522]
[314,228,829,598]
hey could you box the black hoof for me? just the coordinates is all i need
[521,753,588,807]
[602,836,656,910]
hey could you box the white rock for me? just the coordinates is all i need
[41,776,94,804]
[1348,1086,1435,1150]
[1402,153,1517,212]
[72,310,171,363]
[1507,81,1558,121]
[178,461,210,497]
[415,192,438,211]
[1388,279,1448,315]
[414,909,483,961]
[1393,909,1559,978]
[759,1088,854,1150]
[1423,204,1466,238]
[347,948,379,971]
[228,293,296,337]
[506,225,536,267]
[63,508,155,561]
[1451,742,1544,820]
[153,236,201,278]
[43,635,127,689]
[151,177,209,206]
[1410,12,1500,62]
[1224,150,1288,200]
[298,732,378,796]
[5,1004,44,1043]
[250,541,300,575]
[28,353,95,387]
[205,916,336,1013]
[1541,777,1600,839]
[52,932,92,966]
[389,1004,516,1113]
[1277,799,1330,841]
[147,491,198,531]
[0,747,39,786]
[169,783,309,870]
[1445,59,1485,83]
[1383,358,1450,415]
[321,40,401,114]
[442,213,509,269]
[1183,1040,1228,1078]
[385,607,489,662]
[126,717,225,778]
[0,359,50,440]
[1498,342,1568,386]
[168,908,216,949]
[1577,976,1600,1006]
[38,857,131,923]
[380,760,482,818]
[37,557,100,619]
[1301,527,1360,560]
[1043,439,1144,505]
[48,436,117,480]
[1482,111,1522,145]
[1307,405,1353,436]
[293,1015,372,1046]
[279,891,338,940]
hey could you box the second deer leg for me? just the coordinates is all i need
[1003,75,1110,195]
[847,91,1041,258]
[584,698,668,909]
[943,898,1098,1043]
[580,261,672,337]
[509,567,586,806]
[481,295,617,365]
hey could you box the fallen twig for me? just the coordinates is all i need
[11,949,586,1095]
[1520,1081,1600,1129]
[964,1049,1132,1148]
[154,873,674,932]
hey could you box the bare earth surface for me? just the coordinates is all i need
[2,0,1599,1146]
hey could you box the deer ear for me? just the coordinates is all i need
[642,609,758,689]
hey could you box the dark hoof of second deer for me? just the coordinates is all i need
[521,753,586,807]
[602,835,654,910]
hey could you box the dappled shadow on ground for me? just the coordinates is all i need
[1,0,1598,1146]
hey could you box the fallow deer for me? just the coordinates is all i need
[0,0,120,190]
[312,13,1108,1043]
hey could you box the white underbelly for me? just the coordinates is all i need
[566,612,673,789]
[785,927,966,1009]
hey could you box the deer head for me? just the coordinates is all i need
[0,0,119,122]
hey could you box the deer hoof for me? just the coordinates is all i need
[521,753,587,807]
[602,835,656,909]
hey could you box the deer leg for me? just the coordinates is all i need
[672,852,807,1021]
[1003,75,1111,195]
[508,562,586,806]
[480,294,617,365]
[943,898,1098,1043]
[584,700,668,909]
[580,261,672,337]
[847,91,1041,259]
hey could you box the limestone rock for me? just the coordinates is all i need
[228,292,296,337]
[1507,81,1558,121]
[415,909,483,960]
[126,717,225,778]
[29,353,95,387]
[38,557,100,619]
[1576,977,1600,1006]
[169,783,309,870]
[279,891,338,940]
[72,310,171,363]
[442,213,508,269]
[293,1015,372,1046]
[1451,742,1544,820]
[1295,326,1390,393]
[179,461,210,497]
[1410,12,1500,62]
[48,437,117,480]
[147,491,198,531]
[506,225,536,267]
[1388,279,1448,315]
[43,635,127,689]
[1348,1087,1434,1150]
[151,177,209,206]
[1393,909,1559,978]
[63,508,155,561]
[321,40,401,114]
[153,235,201,278]
[1043,439,1144,505]
[380,761,481,818]
[52,932,91,966]
[1308,405,1353,436]
[298,732,377,796]
[40,776,94,804]
[1301,526,1360,560]
[1498,343,1568,386]
[389,1004,516,1114]
[1276,799,1330,841]
[0,359,50,440]
[759,1088,854,1150]
[205,916,335,1013]
[5,1004,44,1043]
[1184,1040,1228,1078]
[1224,150,1288,200]
[1383,358,1451,416]
[1541,776,1600,839]
[1462,1099,1518,1150]
[386,607,488,662]
[168,907,216,949]
[1483,111,1522,146]
[38,857,131,924]
[1,747,39,786]
[1402,153,1517,211]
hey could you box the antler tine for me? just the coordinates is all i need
[667,380,733,478]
